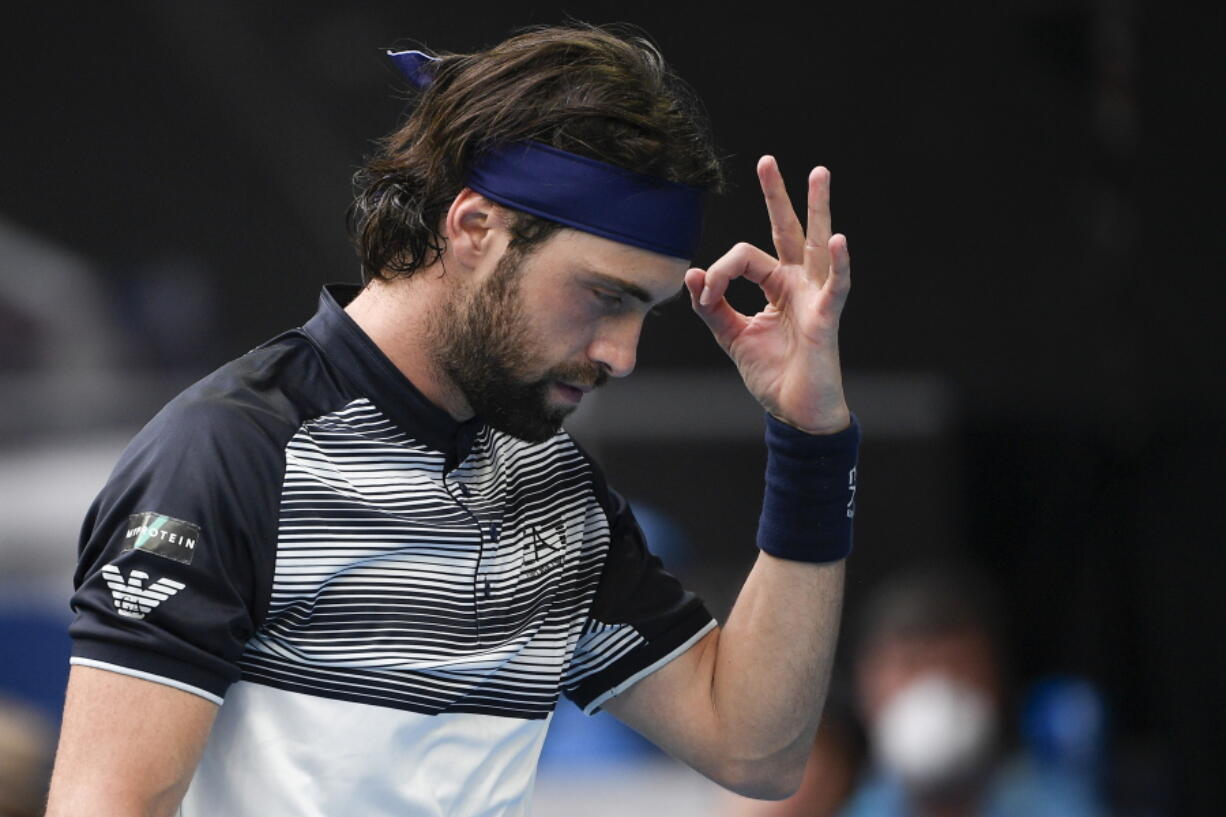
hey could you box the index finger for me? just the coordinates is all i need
[758,156,806,267]
[805,166,833,284]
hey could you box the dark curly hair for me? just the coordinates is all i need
[347,23,725,282]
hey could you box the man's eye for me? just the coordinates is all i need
[593,290,623,308]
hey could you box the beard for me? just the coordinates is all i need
[431,246,607,443]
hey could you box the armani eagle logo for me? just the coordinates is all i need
[101,564,186,620]
[523,524,566,579]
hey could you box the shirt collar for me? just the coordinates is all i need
[302,284,483,465]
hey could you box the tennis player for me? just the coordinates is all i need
[46,24,857,816]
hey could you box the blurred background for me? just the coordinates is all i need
[1,1,1222,815]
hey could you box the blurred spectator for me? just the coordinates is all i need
[0,696,54,817]
[1021,676,1108,790]
[836,565,1105,817]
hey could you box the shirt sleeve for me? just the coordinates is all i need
[68,380,288,705]
[562,476,716,715]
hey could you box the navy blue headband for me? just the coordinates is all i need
[386,48,705,259]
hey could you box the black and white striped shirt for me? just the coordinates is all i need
[70,285,714,816]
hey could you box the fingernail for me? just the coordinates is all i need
[699,286,711,306]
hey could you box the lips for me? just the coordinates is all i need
[554,382,586,403]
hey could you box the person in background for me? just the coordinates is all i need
[837,565,1105,817]
[0,696,54,817]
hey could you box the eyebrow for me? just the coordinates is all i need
[584,270,683,308]
[584,271,655,305]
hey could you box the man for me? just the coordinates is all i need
[837,566,1104,817]
[46,24,857,816]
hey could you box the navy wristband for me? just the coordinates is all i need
[757,413,860,563]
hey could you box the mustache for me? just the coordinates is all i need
[545,361,608,390]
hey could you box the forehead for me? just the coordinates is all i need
[527,228,690,304]
[861,630,998,684]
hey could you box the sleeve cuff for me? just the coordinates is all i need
[569,604,715,715]
[71,638,233,705]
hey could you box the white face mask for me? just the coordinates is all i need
[872,673,998,788]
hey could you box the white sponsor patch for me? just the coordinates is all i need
[101,563,186,620]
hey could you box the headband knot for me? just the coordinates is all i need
[386,49,438,90]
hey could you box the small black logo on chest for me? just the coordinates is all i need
[523,523,566,579]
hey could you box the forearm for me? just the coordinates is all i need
[704,408,855,793]
[603,451,851,800]
[707,555,844,788]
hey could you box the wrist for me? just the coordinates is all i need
[756,412,860,563]
[768,403,852,436]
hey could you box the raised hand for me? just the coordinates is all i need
[684,156,852,435]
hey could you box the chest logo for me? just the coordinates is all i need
[101,564,186,620]
[523,524,566,579]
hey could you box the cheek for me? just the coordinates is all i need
[537,300,601,354]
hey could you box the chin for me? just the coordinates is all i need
[466,379,577,444]
[487,407,571,444]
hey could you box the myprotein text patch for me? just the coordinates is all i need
[122,512,201,565]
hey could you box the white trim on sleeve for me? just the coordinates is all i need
[581,619,717,715]
[70,657,225,706]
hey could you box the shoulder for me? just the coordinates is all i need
[132,330,349,463]
[92,330,358,529]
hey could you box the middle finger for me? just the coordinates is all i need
[805,166,833,284]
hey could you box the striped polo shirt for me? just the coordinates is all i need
[69,285,715,816]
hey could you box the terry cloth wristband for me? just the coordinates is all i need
[757,413,860,563]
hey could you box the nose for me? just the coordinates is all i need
[587,318,641,379]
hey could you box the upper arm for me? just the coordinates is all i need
[45,665,218,817]
[560,484,715,714]
[69,387,289,700]
[56,379,294,810]
[554,472,732,775]
[600,626,728,774]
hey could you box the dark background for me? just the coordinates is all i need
[2,1,1223,813]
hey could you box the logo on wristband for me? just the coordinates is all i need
[847,467,857,519]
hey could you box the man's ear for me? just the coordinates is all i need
[444,188,509,271]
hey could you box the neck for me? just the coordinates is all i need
[343,269,474,421]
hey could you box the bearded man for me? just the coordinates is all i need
[46,23,859,817]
